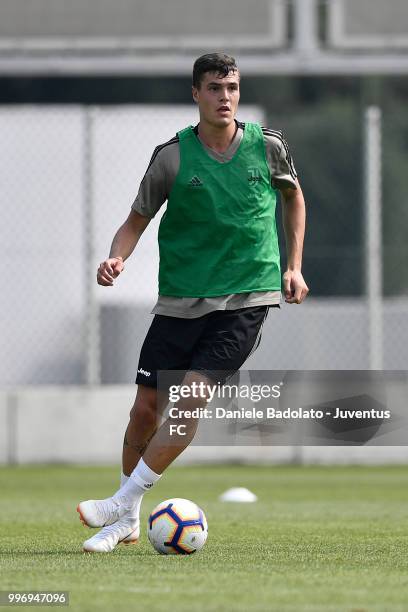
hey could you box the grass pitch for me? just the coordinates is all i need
[0,464,407,611]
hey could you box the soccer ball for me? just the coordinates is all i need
[147,498,208,555]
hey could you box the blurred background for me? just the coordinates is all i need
[1,0,407,464]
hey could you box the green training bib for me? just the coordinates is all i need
[158,122,281,297]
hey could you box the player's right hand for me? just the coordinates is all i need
[97,257,125,286]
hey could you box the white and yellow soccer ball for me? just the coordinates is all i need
[147,498,208,555]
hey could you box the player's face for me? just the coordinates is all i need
[192,71,240,128]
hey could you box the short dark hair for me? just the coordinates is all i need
[192,53,239,89]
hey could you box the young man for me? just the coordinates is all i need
[77,53,309,552]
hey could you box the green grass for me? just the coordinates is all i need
[0,465,408,611]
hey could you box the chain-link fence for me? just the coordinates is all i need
[1,103,407,386]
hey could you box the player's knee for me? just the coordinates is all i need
[129,395,157,425]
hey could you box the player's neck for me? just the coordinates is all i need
[197,120,238,154]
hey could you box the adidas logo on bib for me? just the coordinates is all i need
[188,175,203,187]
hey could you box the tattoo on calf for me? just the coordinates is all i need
[123,430,156,456]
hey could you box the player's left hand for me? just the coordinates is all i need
[282,270,309,304]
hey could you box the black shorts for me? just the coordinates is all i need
[135,305,274,389]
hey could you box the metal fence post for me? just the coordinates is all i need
[84,107,101,385]
[364,106,383,370]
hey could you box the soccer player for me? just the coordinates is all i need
[77,53,309,552]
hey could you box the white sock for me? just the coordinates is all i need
[114,459,161,520]
[119,471,139,522]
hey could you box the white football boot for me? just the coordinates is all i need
[83,517,140,553]
[77,496,131,528]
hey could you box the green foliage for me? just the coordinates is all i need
[275,100,363,295]
[382,107,408,295]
